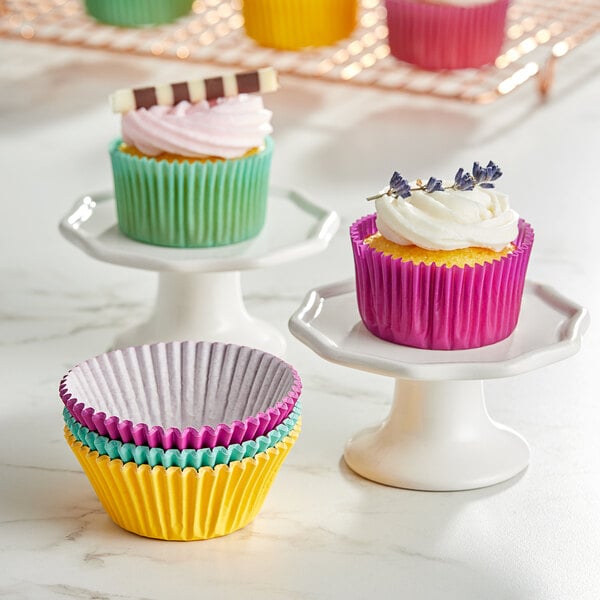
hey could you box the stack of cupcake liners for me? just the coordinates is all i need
[60,341,302,541]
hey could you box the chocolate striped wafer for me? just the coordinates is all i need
[110,67,278,113]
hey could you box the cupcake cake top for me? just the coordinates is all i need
[110,68,278,159]
[367,162,519,252]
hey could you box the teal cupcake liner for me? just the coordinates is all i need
[84,0,194,27]
[63,401,302,469]
[109,137,273,248]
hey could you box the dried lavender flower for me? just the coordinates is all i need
[424,177,444,193]
[453,167,475,191]
[389,171,412,199]
[472,161,502,188]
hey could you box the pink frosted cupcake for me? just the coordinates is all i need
[351,162,534,350]
[109,68,278,248]
[385,0,509,70]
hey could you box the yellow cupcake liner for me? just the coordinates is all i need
[65,422,300,541]
[242,0,358,50]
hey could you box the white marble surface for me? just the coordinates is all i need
[1,36,600,599]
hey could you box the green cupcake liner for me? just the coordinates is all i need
[110,137,273,248]
[63,401,302,469]
[84,0,194,27]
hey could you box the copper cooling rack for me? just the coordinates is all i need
[1,0,599,103]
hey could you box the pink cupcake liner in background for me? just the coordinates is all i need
[59,341,302,450]
[385,0,509,70]
[350,214,534,350]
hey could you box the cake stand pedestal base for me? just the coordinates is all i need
[112,271,286,355]
[59,188,339,355]
[344,378,529,491]
[289,279,588,492]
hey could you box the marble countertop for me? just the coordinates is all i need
[1,34,599,600]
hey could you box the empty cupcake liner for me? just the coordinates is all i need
[385,0,509,70]
[110,137,273,248]
[65,425,300,541]
[63,402,302,469]
[242,0,358,50]
[60,341,302,450]
[84,0,194,27]
[351,214,534,350]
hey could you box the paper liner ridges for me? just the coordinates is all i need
[64,404,302,469]
[110,137,272,248]
[60,341,302,450]
[242,0,358,50]
[66,426,299,541]
[385,0,509,70]
[84,0,194,27]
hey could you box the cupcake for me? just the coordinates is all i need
[109,68,278,248]
[242,0,359,50]
[351,162,534,350]
[84,0,194,27]
[385,0,509,70]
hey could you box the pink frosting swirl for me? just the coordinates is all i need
[121,94,272,159]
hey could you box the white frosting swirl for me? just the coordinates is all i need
[374,183,519,251]
[121,94,272,159]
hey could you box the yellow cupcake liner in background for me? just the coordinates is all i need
[242,0,359,50]
[65,422,300,541]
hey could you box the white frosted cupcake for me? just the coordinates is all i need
[352,162,534,349]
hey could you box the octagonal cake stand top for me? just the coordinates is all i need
[289,279,589,491]
[60,186,340,355]
[60,186,340,273]
[290,279,588,382]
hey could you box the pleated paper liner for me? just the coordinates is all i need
[64,402,302,468]
[350,214,534,350]
[385,0,509,70]
[242,0,358,50]
[84,0,194,27]
[65,424,300,541]
[109,136,273,248]
[59,341,301,450]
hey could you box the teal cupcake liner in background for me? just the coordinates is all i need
[109,137,273,248]
[84,0,195,27]
[63,401,302,469]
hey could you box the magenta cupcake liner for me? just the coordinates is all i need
[350,214,534,350]
[385,0,509,70]
[59,341,302,450]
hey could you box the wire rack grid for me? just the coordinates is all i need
[1,0,599,103]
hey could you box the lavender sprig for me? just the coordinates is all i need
[366,171,411,201]
[366,161,502,201]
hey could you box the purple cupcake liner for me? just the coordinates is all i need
[385,0,509,70]
[59,341,302,450]
[350,214,534,350]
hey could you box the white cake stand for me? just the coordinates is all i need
[59,187,339,355]
[289,279,589,491]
